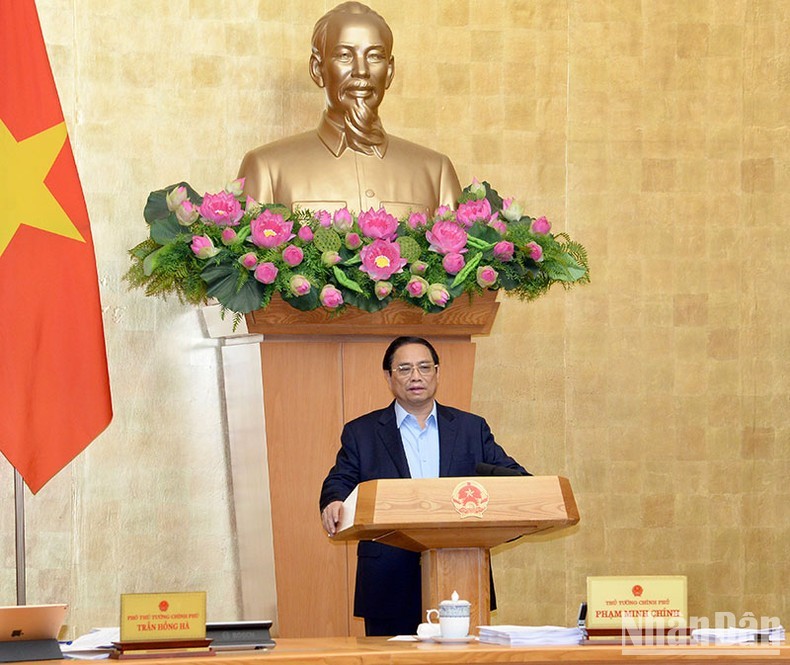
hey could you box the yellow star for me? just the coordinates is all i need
[0,119,85,257]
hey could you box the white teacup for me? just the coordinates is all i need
[416,621,441,639]
[426,591,471,638]
[438,615,470,638]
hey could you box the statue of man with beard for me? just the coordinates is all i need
[237,2,461,217]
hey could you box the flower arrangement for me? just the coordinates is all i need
[125,178,588,318]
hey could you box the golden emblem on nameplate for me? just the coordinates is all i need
[451,480,489,518]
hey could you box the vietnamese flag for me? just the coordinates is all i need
[0,1,112,493]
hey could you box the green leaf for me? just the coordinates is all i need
[498,271,519,290]
[544,254,587,282]
[481,181,504,211]
[343,289,388,312]
[235,225,252,244]
[451,252,483,288]
[282,288,320,311]
[333,266,364,293]
[142,247,163,276]
[447,281,466,298]
[129,239,158,261]
[262,203,292,219]
[201,263,264,313]
[465,235,493,250]
[342,252,362,266]
[150,215,183,244]
[467,222,500,246]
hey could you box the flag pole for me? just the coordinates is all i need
[14,469,26,605]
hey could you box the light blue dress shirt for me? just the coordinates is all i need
[394,401,440,479]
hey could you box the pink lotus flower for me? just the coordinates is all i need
[359,239,407,280]
[407,211,428,229]
[345,232,362,250]
[199,191,243,226]
[250,210,294,248]
[175,200,199,226]
[406,276,429,298]
[374,281,393,299]
[476,265,498,288]
[221,228,238,245]
[225,178,245,196]
[358,208,398,240]
[526,241,544,262]
[190,235,219,259]
[332,208,353,233]
[410,260,428,275]
[488,216,507,235]
[425,221,468,255]
[315,210,332,227]
[166,185,188,211]
[434,205,454,219]
[469,178,486,198]
[442,252,465,275]
[456,198,492,227]
[427,283,450,307]
[319,284,344,310]
[282,244,304,267]
[297,225,314,242]
[238,252,258,269]
[493,241,515,262]
[502,197,523,222]
[321,250,342,266]
[288,274,311,297]
[531,216,551,234]
[254,262,278,284]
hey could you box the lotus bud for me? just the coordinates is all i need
[166,185,187,212]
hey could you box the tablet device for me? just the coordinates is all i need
[0,604,68,642]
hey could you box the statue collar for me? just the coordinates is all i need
[317,113,389,159]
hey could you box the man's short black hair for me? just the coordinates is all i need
[382,336,440,372]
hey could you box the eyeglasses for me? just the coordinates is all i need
[391,362,437,378]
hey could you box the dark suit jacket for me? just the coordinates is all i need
[320,402,527,621]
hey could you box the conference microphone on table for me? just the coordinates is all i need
[475,463,533,477]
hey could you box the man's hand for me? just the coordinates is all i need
[321,500,344,536]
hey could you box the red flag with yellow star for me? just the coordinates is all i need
[0,0,112,493]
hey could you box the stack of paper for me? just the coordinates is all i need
[478,625,584,646]
[60,627,118,659]
[691,626,785,645]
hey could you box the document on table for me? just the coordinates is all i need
[691,626,785,644]
[60,627,119,659]
[337,486,358,532]
[478,625,584,646]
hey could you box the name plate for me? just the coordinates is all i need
[120,592,206,642]
[587,576,687,629]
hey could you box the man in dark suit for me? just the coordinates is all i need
[320,336,527,636]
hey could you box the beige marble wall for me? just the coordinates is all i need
[2,0,786,637]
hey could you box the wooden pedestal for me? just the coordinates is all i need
[422,548,491,626]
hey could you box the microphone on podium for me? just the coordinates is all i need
[475,463,532,477]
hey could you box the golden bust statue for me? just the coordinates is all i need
[237,1,461,216]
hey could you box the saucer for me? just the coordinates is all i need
[431,636,476,644]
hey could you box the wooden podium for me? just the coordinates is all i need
[331,476,580,627]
